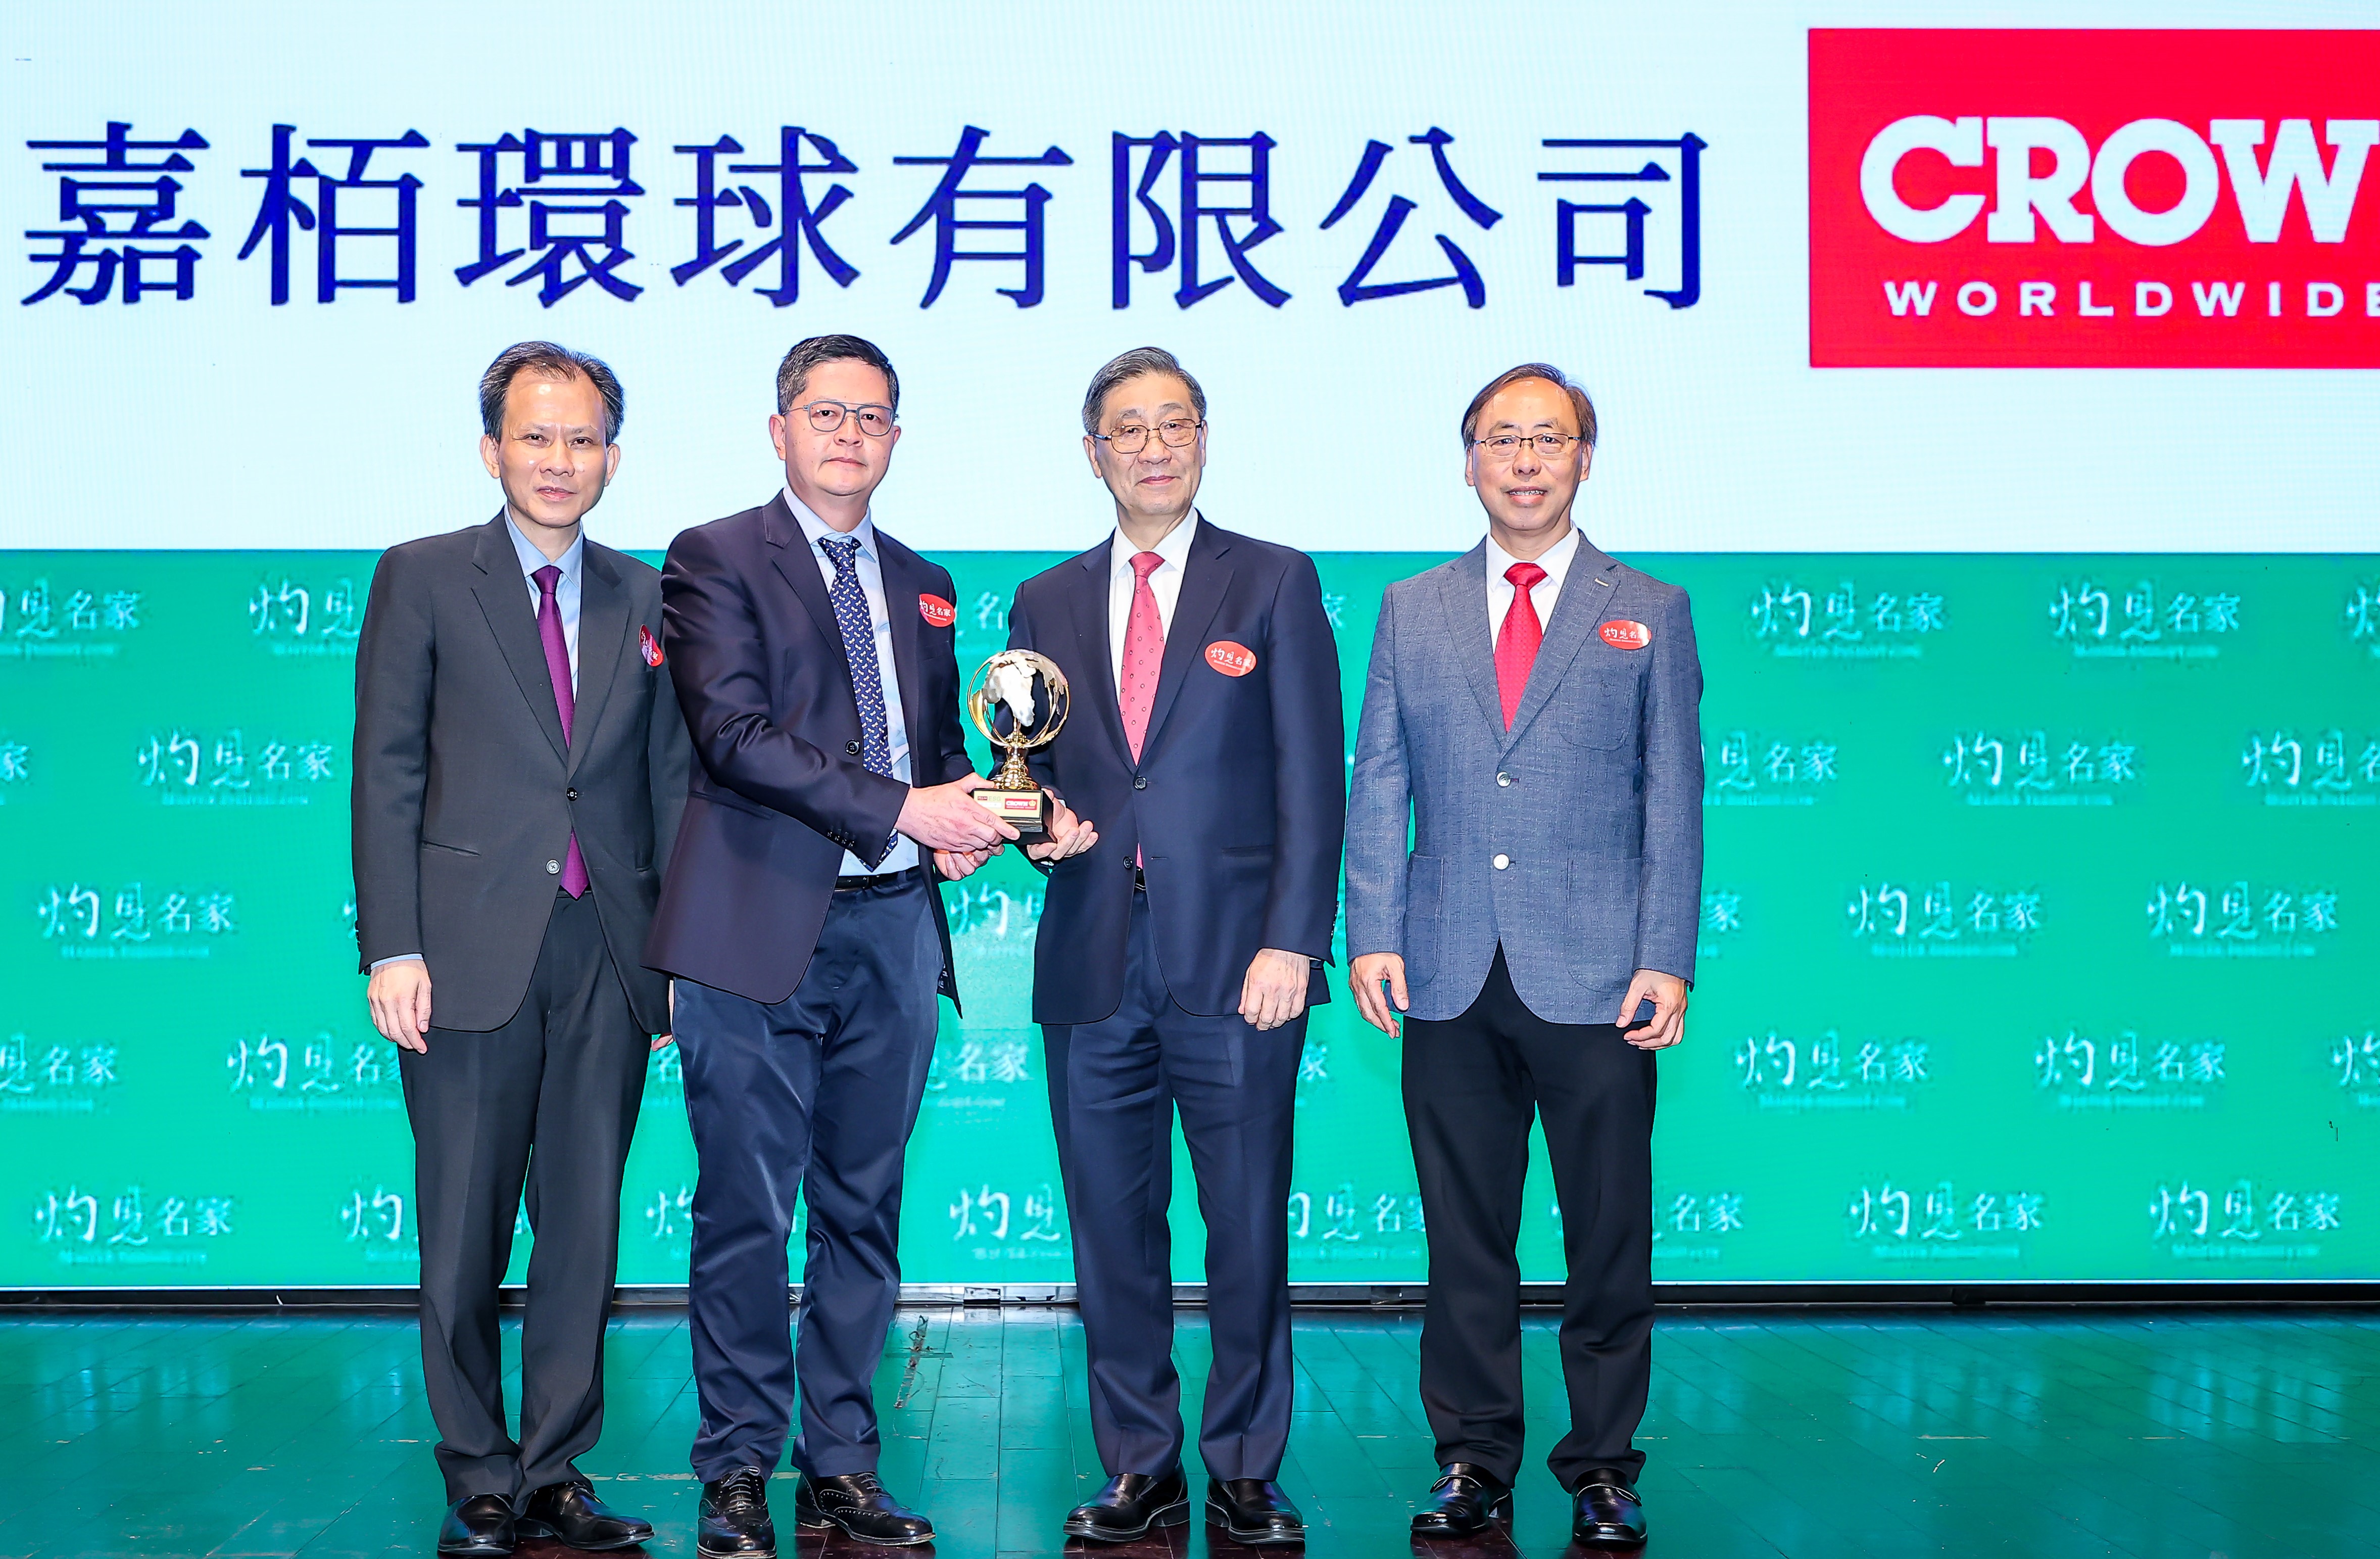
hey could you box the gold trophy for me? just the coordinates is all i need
[966,648,1071,839]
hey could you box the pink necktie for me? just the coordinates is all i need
[1119,552,1164,866]
[1495,561,1546,730]
[532,565,589,899]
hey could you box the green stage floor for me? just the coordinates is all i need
[0,1306,2370,1557]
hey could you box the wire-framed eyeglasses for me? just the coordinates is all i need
[1092,418,1205,455]
[1473,432,1585,460]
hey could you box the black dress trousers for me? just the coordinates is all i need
[1402,947,1658,1491]
[398,888,652,1503]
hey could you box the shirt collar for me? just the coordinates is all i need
[1485,524,1581,588]
[1110,509,1199,578]
[786,486,877,558]
[504,514,585,583]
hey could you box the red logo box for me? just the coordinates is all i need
[1810,28,2380,367]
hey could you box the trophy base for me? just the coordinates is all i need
[977,787,1048,839]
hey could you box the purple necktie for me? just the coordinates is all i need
[533,565,589,899]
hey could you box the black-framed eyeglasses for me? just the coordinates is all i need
[795,400,896,437]
[1473,432,1584,460]
[1093,418,1205,455]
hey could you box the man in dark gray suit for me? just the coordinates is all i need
[353,341,690,1557]
[1343,364,1702,1550]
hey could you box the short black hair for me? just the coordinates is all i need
[1461,362,1597,450]
[776,334,900,415]
[479,341,624,443]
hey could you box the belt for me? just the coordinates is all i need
[835,865,925,892]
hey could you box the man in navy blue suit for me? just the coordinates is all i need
[1005,347,1344,1546]
[644,335,1014,1557]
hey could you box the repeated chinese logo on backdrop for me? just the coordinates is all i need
[21,122,1704,314]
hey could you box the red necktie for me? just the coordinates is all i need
[1118,552,1164,866]
[1495,560,1546,729]
[532,565,589,898]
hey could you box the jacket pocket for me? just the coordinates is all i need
[419,838,480,858]
[1402,854,1443,985]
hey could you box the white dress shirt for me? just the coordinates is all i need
[505,515,584,689]
[787,489,917,876]
[1107,509,1200,683]
[1484,524,1583,642]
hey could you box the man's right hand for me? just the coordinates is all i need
[367,960,434,1054]
[897,772,1019,853]
[1349,952,1408,1036]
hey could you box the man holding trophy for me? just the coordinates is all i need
[1003,347,1344,1545]
[643,335,1013,1555]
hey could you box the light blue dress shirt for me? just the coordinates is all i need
[786,490,917,876]
[505,514,584,691]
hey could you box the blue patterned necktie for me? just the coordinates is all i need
[819,534,900,863]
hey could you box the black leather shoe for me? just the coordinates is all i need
[438,1493,516,1556]
[1408,1462,1511,1537]
[517,1479,654,1551]
[794,1471,935,1546]
[1571,1468,1647,1548]
[697,1467,775,1558]
[1063,1467,1191,1541]
[1205,1478,1305,1545]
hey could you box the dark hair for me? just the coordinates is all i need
[1081,346,1206,435]
[479,341,624,443]
[776,334,900,415]
[1460,362,1597,450]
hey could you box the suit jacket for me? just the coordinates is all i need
[1007,518,1344,1024]
[641,493,973,1008]
[1343,539,1703,1025]
[351,513,691,1033]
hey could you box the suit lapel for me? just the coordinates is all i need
[566,546,629,778]
[1141,519,1232,755]
[1067,545,1130,766]
[468,514,568,764]
[878,532,928,766]
[762,493,841,656]
[1434,544,1505,738]
[1504,544,1626,750]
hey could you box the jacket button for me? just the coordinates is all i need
[846,739,863,755]
[1492,853,1511,871]
[566,787,578,800]
[1134,776,1148,790]
[546,859,562,875]
[1496,772,1513,787]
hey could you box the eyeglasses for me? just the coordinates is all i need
[1473,433,1584,460]
[1092,418,1204,455]
[794,400,896,437]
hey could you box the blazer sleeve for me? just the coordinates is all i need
[1341,580,1410,960]
[661,524,908,855]
[647,607,692,879]
[1259,551,1345,963]
[1633,585,1705,982]
[350,546,433,971]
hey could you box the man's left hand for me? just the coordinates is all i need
[935,844,1005,881]
[1616,969,1688,1050]
[652,979,675,1051]
[1240,948,1312,1032]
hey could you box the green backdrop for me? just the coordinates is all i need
[3,549,2372,1287]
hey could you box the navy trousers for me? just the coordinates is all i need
[674,873,940,1481]
[1043,891,1303,1482]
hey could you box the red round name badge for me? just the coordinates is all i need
[1205,640,1257,677]
[918,594,957,628]
[1598,619,1653,651]
[639,625,665,667]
